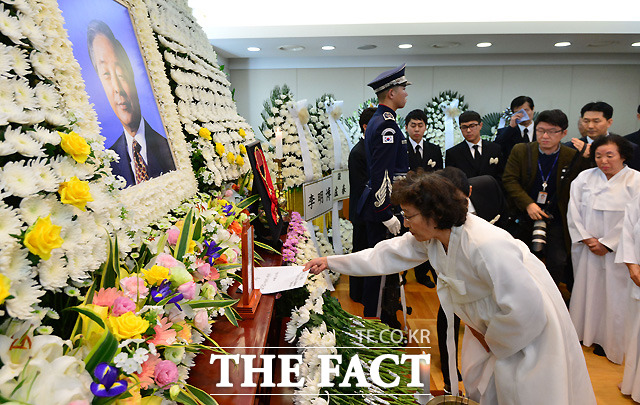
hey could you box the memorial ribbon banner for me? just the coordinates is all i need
[302,175,333,220]
[332,169,349,202]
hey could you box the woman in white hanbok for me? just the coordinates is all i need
[567,135,640,364]
[615,194,640,402]
[305,171,595,405]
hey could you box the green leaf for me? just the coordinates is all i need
[193,217,203,241]
[184,384,218,405]
[254,241,281,255]
[224,306,239,327]
[174,208,195,262]
[65,306,106,329]
[173,392,199,405]
[84,329,119,375]
[99,235,120,290]
[188,298,239,309]
[236,194,259,210]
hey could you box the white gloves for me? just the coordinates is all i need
[382,215,401,235]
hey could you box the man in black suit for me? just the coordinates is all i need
[445,110,504,182]
[405,109,443,173]
[404,109,442,287]
[347,107,377,303]
[625,104,640,146]
[87,20,175,187]
[566,101,640,171]
[495,95,536,159]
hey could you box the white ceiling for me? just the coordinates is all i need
[187,1,640,67]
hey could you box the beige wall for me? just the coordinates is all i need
[229,64,640,141]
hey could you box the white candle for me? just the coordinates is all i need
[275,127,283,159]
[420,352,431,396]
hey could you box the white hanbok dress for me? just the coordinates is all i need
[567,166,640,364]
[327,214,595,405]
[615,195,640,402]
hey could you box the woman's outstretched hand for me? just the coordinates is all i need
[303,257,328,275]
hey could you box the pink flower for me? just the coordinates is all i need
[154,360,179,388]
[194,309,209,331]
[147,317,176,346]
[224,189,234,197]
[120,276,148,301]
[167,227,180,246]
[92,288,123,307]
[207,280,218,294]
[196,261,211,280]
[209,267,220,281]
[111,296,136,316]
[178,281,196,300]
[136,353,161,389]
[156,253,179,269]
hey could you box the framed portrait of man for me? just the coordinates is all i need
[59,0,176,188]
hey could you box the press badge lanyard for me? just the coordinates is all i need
[536,152,560,205]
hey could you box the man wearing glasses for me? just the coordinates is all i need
[503,110,588,291]
[445,110,504,182]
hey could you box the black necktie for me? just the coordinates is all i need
[473,144,481,163]
[523,128,530,142]
[415,144,421,158]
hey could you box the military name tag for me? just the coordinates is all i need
[537,191,548,205]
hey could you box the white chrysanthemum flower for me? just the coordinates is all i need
[3,127,44,157]
[0,5,24,44]
[30,125,60,145]
[48,200,74,227]
[29,50,54,79]
[44,109,68,126]
[19,194,54,225]
[0,44,13,77]
[0,242,31,284]
[0,139,17,155]
[0,160,41,197]
[34,82,59,110]
[65,249,93,282]
[0,203,22,243]
[10,109,44,125]
[8,46,30,76]
[50,155,78,181]
[37,252,69,291]
[5,278,45,320]
[30,158,60,192]
[12,78,38,110]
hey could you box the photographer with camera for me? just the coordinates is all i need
[503,109,588,293]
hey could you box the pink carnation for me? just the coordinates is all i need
[147,317,176,346]
[156,253,179,269]
[194,309,210,332]
[178,281,196,300]
[154,360,179,388]
[111,296,136,316]
[92,288,123,307]
[120,276,148,301]
[167,227,180,246]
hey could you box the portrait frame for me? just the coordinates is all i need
[59,0,197,228]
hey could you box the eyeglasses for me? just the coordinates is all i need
[460,123,480,131]
[401,211,421,222]
[535,127,563,136]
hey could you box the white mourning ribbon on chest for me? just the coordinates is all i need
[440,99,461,151]
[288,100,316,182]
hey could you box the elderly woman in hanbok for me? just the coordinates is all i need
[305,171,595,405]
[567,135,640,364]
[616,194,640,402]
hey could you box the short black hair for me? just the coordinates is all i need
[535,109,568,131]
[87,20,134,80]
[391,169,467,229]
[590,134,634,164]
[510,96,534,111]
[359,107,377,133]
[405,109,428,126]
[459,111,481,125]
[435,167,470,197]
[637,104,640,114]
[580,101,613,120]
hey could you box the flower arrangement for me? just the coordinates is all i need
[328,218,353,255]
[480,111,504,141]
[259,85,322,190]
[307,94,351,175]
[423,90,469,150]
[344,98,406,146]
[142,0,256,192]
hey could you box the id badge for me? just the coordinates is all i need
[537,191,548,205]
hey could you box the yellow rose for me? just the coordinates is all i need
[235,155,244,166]
[142,265,170,286]
[58,176,94,210]
[0,274,11,305]
[239,144,247,155]
[215,142,225,156]
[59,131,91,163]
[108,312,150,340]
[226,152,235,164]
[238,128,246,138]
[23,216,64,260]
[198,127,212,141]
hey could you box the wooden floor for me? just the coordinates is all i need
[331,272,637,404]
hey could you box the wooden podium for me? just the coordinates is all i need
[236,220,261,319]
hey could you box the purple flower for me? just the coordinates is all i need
[150,280,184,310]
[90,363,128,397]
[222,204,234,216]
[203,240,222,265]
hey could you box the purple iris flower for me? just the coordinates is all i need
[150,280,184,310]
[203,240,222,265]
[90,362,128,397]
[222,204,234,216]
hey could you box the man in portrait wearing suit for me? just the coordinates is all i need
[404,108,442,288]
[87,20,175,187]
[495,95,536,159]
[445,110,504,182]
[566,101,640,171]
[625,104,640,146]
[347,107,377,303]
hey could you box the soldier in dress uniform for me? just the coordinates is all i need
[356,64,410,327]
